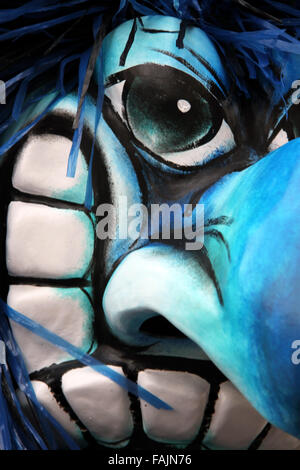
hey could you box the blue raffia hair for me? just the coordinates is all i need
[0,0,300,450]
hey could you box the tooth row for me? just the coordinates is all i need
[138,373,300,450]
[6,157,96,373]
[23,369,300,450]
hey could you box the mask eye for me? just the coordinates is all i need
[105,65,235,168]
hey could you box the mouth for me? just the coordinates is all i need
[22,341,300,451]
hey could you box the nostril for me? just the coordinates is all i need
[140,316,187,339]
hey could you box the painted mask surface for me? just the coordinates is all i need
[1,9,300,451]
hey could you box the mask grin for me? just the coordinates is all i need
[2,14,300,451]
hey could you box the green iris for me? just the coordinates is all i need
[124,67,220,155]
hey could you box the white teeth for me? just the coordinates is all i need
[7,285,95,373]
[12,134,89,204]
[6,201,94,279]
[19,372,299,450]
[137,369,210,444]
[258,426,300,450]
[61,366,133,445]
[18,380,84,446]
[203,381,267,450]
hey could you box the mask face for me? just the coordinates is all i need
[3,15,300,450]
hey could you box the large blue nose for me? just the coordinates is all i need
[102,243,219,349]
[103,138,300,439]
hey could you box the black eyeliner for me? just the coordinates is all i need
[186,47,227,98]
[151,48,225,102]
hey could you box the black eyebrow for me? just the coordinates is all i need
[141,28,179,34]
[186,47,227,98]
[151,48,226,102]
[120,18,138,67]
[119,23,179,66]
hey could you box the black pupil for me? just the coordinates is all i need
[124,66,221,155]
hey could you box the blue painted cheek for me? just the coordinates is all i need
[198,138,300,438]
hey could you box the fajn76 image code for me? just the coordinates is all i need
[108,454,192,467]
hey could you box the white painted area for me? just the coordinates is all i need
[258,426,300,450]
[203,381,267,450]
[105,81,126,124]
[162,120,235,166]
[6,201,94,278]
[7,285,94,373]
[19,380,84,445]
[62,366,133,444]
[268,129,289,152]
[13,134,88,204]
[177,99,191,113]
[138,369,210,444]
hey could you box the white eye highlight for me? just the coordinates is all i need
[161,120,236,167]
[177,99,192,113]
